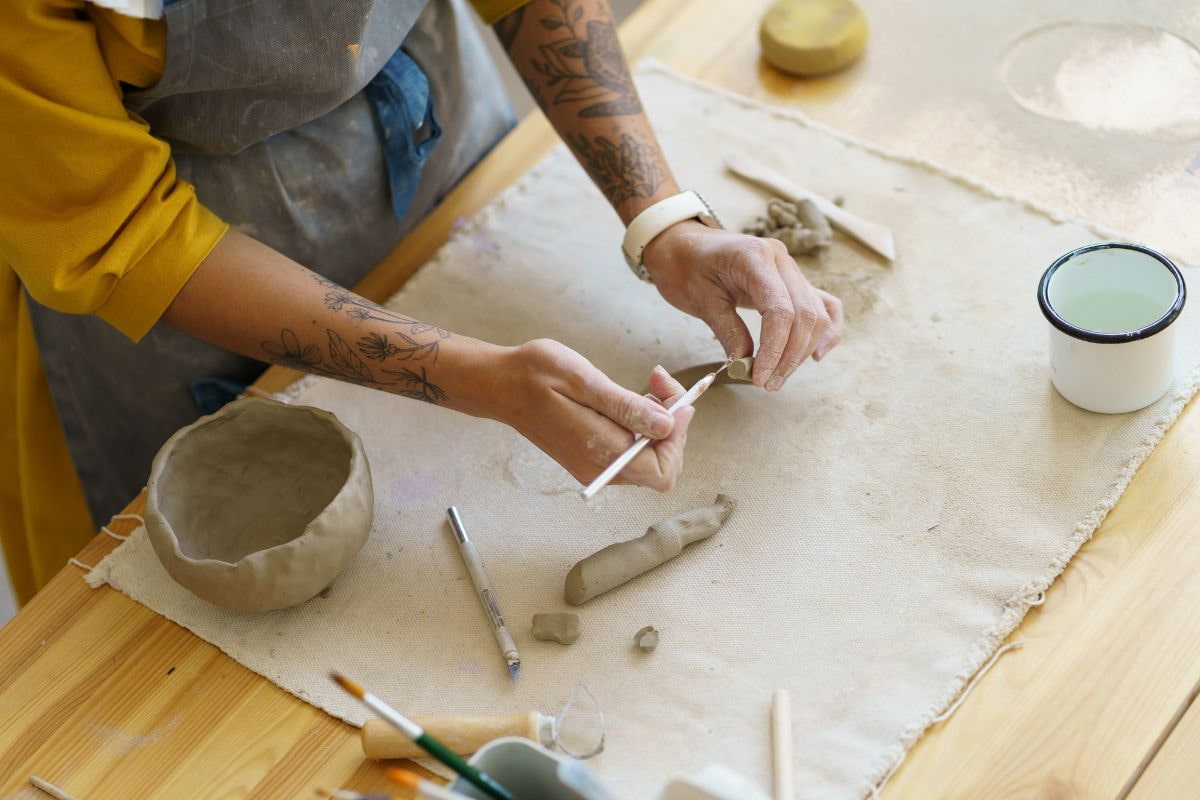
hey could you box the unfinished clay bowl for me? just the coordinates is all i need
[145,397,373,612]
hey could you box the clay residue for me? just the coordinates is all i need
[808,270,882,317]
[86,714,180,757]
[744,198,833,256]
[863,401,886,420]
[503,444,577,496]
[1000,22,1200,136]
[633,625,659,652]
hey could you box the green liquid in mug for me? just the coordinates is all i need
[1055,289,1167,334]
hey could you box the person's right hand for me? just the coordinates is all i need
[487,339,696,491]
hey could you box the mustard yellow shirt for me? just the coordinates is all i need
[0,0,525,604]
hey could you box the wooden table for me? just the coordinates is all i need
[5,2,1200,797]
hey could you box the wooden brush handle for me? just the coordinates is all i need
[361,712,545,759]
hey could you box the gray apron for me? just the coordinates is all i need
[29,0,514,525]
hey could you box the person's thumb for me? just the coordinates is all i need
[585,374,675,439]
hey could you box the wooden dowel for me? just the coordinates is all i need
[772,689,794,800]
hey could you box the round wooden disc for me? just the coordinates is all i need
[759,0,869,76]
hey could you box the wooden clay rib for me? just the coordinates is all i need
[564,495,735,605]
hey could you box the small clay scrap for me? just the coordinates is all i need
[726,356,754,382]
[743,198,833,257]
[531,613,581,645]
[564,495,736,605]
[634,626,659,652]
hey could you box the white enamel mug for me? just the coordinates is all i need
[1039,242,1186,414]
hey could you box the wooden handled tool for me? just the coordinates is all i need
[726,151,896,261]
[362,712,552,759]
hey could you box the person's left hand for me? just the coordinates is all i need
[641,220,844,391]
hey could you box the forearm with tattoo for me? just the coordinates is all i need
[163,231,503,414]
[495,0,679,223]
[259,273,450,404]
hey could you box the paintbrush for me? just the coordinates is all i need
[330,674,516,800]
[387,767,478,800]
[580,361,729,501]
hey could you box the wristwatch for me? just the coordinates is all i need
[621,190,723,282]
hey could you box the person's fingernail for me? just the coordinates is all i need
[766,375,785,392]
[650,410,674,437]
[813,348,826,361]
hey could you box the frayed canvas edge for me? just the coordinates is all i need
[192,62,1198,796]
[78,527,374,728]
[82,526,145,590]
[616,62,1200,796]
[858,357,1200,797]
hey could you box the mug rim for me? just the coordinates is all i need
[1038,242,1186,344]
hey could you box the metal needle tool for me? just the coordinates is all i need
[447,507,520,682]
[580,361,729,501]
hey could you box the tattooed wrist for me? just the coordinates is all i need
[259,273,455,405]
[260,328,450,404]
[564,130,668,208]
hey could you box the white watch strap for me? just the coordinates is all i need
[622,190,721,281]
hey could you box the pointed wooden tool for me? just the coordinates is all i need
[726,151,896,261]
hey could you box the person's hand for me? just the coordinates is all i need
[641,220,844,390]
[488,339,695,491]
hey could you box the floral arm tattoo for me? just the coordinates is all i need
[258,273,451,405]
[495,0,676,221]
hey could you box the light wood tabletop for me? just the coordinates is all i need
[4,2,1199,797]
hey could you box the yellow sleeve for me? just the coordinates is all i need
[0,0,227,342]
[470,0,532,25]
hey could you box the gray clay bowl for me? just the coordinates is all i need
[145,397,373,612]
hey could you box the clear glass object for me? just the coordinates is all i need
[552,683,606,759]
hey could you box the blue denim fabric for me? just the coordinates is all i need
[365,48,443,220]
[160,0,440,222]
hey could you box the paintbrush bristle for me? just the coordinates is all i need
[385,767,420,790]
[330,672,365,699]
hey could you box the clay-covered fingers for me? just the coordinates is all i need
[597,365,695,491]
[813,289,844,361]
[737,238,796,387]
[767,246,832,389]
[619,404,696,492]
[694,300,755,362]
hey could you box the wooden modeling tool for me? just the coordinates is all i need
[388,767,478,800]
[447,506,520,682]
[581,362,728,501]
[772,689,795,800]
[316,790,399,800]
[29,776,77,800]
[362,712,554,758]
[331,674,516,800]
[726,151,895,261]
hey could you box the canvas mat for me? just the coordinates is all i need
[86,65,1200,799]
